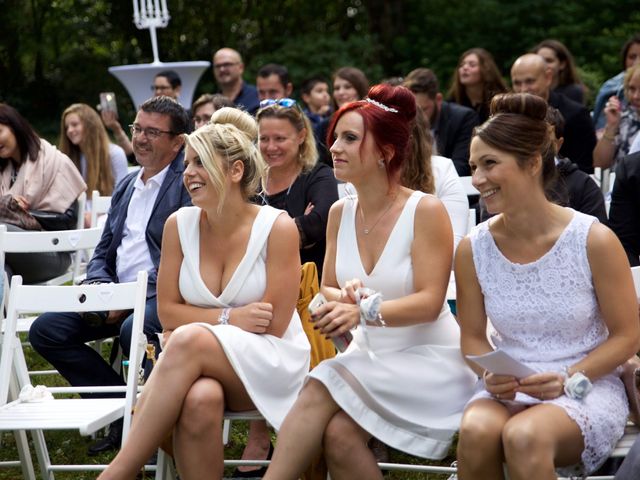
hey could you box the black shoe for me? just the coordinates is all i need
[231,442,273,478]
[87,419,123,456]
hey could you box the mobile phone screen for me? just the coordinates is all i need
[100,92,118,115]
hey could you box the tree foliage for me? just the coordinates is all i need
[1,0,639,133]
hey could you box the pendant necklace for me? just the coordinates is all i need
[359,195,397,235]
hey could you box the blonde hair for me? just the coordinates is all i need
[255,104,318,172]
[59,103,115,195]
[624,64,640,96]
[183,107,267,210]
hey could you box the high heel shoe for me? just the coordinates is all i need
[231,441,273,479]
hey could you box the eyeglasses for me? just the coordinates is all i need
[150,84,173,92]
[129,124,175,140]
[214,62,240,70]
[259,98,298,109]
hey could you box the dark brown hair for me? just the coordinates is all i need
[0,103,41,164]
[474,93,556,190]
[447,48,507,106]
[332,67,369,110]
[532,39,583,88]
[402,107,435,194]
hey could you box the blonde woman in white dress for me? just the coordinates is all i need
[98,107,310,480]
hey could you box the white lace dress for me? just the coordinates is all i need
[468,209,628,475]
[308,191,477,459]
[176,206,311,430]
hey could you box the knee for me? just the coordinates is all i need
[323,413,362,461]
[159,325,209,366]
[296,379,332,411]
[502,417,547,461]
[458,407,504,450]
[179,379,224,435]
[28,313,64,351]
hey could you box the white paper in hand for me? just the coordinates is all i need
[466,350,536,379]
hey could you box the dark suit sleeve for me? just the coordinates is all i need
[575,175,607,224]
[449,109,478,177]
[609,155,640,266]
[559,108,597,174]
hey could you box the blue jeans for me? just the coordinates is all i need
[29,296,162,398]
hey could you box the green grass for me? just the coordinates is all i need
[0,339,457,479]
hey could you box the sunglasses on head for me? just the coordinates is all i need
[259,98,297,109]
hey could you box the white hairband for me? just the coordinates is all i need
[365,98,398,113]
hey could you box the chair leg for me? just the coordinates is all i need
[8,372,37,480]
[155,449,176,480]
[223,419,231,445]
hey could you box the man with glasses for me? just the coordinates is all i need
[30,96,192,456]
[213,47,260,114]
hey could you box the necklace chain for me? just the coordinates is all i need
[359,196,397,235]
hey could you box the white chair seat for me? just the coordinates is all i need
[0,398,124,435]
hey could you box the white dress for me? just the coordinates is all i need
[308,191,477,459]
[176,205,311,431]
[468,209,628,475]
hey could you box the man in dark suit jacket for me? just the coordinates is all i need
[29,96,191,454]
[511,53,597,174]
[404,68,479,176]
[609,151,640,266]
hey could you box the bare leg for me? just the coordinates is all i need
[503,403,583,480]
[237,420,271,473]
[98,325,254,479]
[263,379,341,480]
[457,399,511,480]
[323,411,381,480]
[173,377,225,480]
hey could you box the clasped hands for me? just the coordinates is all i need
[484,370,566,401]
[310,278,363,339]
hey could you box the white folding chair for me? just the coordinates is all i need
[458,175,479,196]
[0,225,104,335]
[90,190,112,229]
[0,271,148,479]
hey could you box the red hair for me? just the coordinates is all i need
[327,84,416,183]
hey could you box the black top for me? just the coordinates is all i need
[433,101,480,176]
[257,162,338,276]
[548,91,596,174]
[609,151,640,266]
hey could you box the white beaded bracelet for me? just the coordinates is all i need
[218,307,231,325]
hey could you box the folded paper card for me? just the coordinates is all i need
[466,350,537,379]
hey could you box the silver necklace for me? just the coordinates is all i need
[359,195,397,235]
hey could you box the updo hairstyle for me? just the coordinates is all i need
[327,84,417,183]
[183,107,267,206]
[474,93,556,190]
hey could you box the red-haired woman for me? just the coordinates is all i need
[263,84,476,480]
[448,48,508,123]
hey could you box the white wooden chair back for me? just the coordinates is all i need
[0,271,148,478]
[90,190,112,228]
[459,175,479,196]
[0,224,103,288]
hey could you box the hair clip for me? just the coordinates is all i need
[365,98,398,113]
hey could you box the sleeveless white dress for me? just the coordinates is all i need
[308,191,477,459]
[468,209,628,475]
[176,205,310,430]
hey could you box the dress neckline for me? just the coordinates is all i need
[355,191,421,277]
[485,209,577,267]
[193,206,263,299]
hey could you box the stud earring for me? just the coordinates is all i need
[378,158,385,169]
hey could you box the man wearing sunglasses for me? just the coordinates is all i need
[30,96,192,456]
[213,47,260,115]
